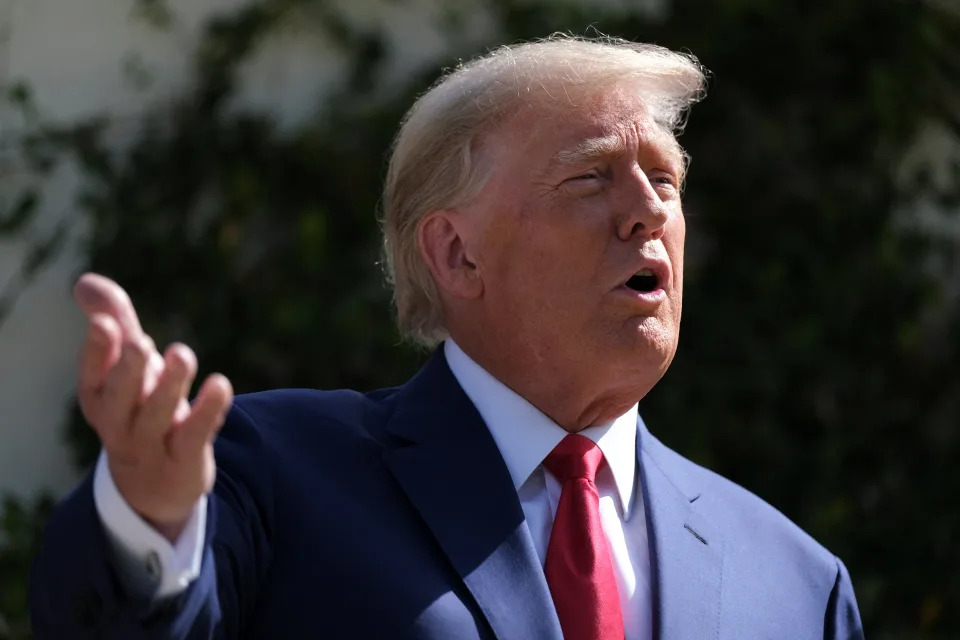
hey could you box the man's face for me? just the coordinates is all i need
[464,87,686,401]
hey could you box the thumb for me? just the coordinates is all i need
[73,273,145,339]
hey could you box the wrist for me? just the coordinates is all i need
[106,456,195,544]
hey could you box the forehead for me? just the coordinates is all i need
[490,87,681,169]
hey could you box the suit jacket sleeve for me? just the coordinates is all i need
[29,402,274,639]
[824,556,865,640]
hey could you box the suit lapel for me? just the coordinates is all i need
[383,349,563,640]
[637,419,724,640]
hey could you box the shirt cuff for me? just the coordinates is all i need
[92,451,206,599]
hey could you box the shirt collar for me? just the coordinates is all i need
[444,339,638,518]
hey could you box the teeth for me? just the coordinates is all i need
[636,268,654,276]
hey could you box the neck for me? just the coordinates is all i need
[448,334,639,432]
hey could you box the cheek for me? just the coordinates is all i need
[666,214,685,288]
[480,197,611,305]
[477,214,552,305]
[510,205,579,272]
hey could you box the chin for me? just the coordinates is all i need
[618,316,678,369]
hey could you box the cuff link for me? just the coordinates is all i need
[145,550,163,582]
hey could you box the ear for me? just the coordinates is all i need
[417,210,483,300]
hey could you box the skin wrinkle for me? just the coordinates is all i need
[422,83,686,432]
[553,134,628,168]
[539,90,686,187]
[386,41,706,346]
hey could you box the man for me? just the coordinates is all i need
[30,36,864,639]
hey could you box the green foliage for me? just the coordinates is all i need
[0,80,71,329]
[58,3,431,472]
[0,496,53,640]
[4,0,960,637]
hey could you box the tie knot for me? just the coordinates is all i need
[543,434,604,483]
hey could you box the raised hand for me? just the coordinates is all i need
[73,273,233,542]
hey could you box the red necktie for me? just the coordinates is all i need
[543,434,624,640]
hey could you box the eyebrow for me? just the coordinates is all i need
[548,132,684,177]
[552,135,627,168]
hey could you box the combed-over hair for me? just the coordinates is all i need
[382,34,706,347]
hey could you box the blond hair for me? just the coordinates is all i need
[382,34,706,347]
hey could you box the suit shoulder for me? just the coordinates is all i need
[643,430,838,573]
[227,386,400,444]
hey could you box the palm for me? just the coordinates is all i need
[73,273,233,540]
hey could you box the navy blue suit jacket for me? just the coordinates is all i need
[31,348,864,639]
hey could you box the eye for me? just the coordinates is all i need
[647,170,678,190]
[560,169,606,195]
[568,171,601,182]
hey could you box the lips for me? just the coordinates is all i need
[625,269,658,293]
[618,259,670,294]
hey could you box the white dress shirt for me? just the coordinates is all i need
[444,340,652,640]
[93,452,206,597]
[94,339,652,638]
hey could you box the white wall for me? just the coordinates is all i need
[0,0,495,500]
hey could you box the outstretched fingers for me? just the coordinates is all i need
[77,313,122,422]
[135,343,198,447]
[98,335,155,450]
[171,373,233,461]
[73,273,145,339]
[71,273,231,533]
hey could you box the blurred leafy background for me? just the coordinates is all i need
[1,0,959,637]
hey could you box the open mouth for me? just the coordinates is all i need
[625,268,660,293]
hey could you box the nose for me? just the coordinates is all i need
[614,169,670,242]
